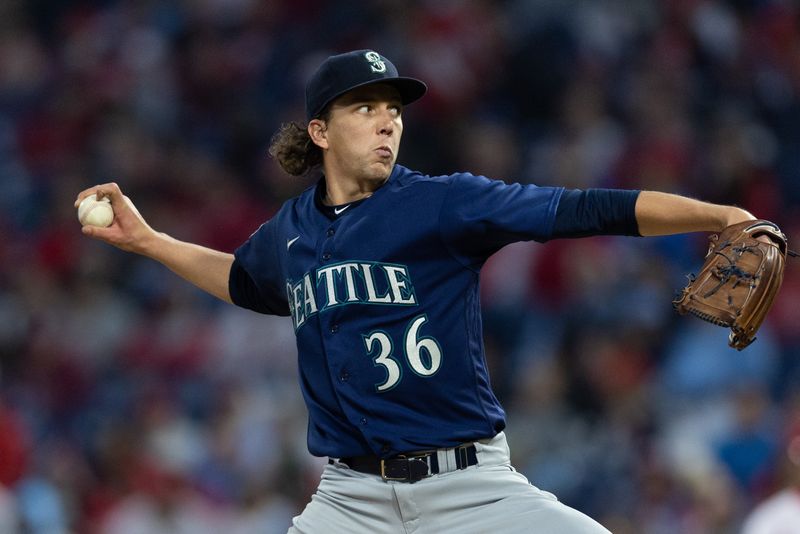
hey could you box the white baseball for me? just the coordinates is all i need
[77,194,114,227]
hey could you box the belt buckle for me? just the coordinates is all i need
[380,454,430,483]
[380,456,407,481]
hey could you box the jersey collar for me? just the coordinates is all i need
[313,165,400,219]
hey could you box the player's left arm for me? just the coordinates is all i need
[634,190,756,236]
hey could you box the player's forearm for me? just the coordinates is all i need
[140,232,234,304]
[635,191,756,236]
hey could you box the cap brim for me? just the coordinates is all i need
[385,77,428,106]
[312,77,427,119]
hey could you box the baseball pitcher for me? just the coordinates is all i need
[76,50,788,533]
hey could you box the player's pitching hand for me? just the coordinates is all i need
[74,182,157,254]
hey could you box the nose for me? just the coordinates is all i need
[378,120,393,136]
[377,108,395,136]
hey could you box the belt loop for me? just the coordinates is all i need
[439,448,453,472]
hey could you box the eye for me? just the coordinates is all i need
[357,105,371,114]
[389,105,402,117]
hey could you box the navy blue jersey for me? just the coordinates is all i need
[232,165,564,458]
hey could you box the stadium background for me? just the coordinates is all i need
[1,0,800,532]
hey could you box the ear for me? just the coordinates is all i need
[308,119,329,150]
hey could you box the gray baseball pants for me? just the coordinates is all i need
[288,432,610,533]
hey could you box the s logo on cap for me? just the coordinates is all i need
[365,51,387,73]
[304,49,426,121]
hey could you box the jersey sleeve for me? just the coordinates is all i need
[230,219,290,316]
[551,188,641,238]
[439,172,564,267]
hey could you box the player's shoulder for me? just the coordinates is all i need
[245,181,316,238]
[391,165,483,188]
[274,179,318,217]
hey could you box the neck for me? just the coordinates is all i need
[322,167,392,205]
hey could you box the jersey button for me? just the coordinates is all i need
[322,253,331,261]
[330,324,339,333]
[326,228,335,237]
[360,417,367,425]
[339,371,349,382]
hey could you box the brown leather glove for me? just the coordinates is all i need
[673,220,790,350]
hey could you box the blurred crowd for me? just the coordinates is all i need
[1,0,800,532]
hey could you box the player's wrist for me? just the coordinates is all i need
[722,207,756,229]
[136,229,172,259]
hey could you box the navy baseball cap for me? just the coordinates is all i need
[305,50,427,122]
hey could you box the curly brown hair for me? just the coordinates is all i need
[268,122,320,176]
[268,107,334,176]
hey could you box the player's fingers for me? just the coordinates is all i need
[80,220,119,243]
[74,185,103,207]
[74,182,123,208]
[93,183,123,204]
[81,224,103,238]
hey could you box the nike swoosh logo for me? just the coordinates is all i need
[286,236,300,250]
[334,204,351,215]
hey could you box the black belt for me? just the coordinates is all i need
[329,443,478,483]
